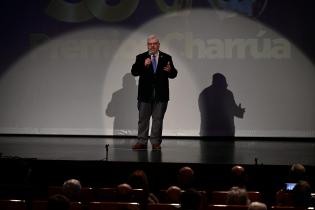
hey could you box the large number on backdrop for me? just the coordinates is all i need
[45,0,193,23]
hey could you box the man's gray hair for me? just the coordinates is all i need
[147,34,159,43]
[226,186,250,205]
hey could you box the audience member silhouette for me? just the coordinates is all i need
[47,194,70,210]
[62,179,81,201]
[276,163,309,206]
[116,183,133,202]
[276,180,313,207]
[166,185,182,203]
[226,186,250,205]
[288,163,307,183]
[180,188,202,210]
[231,165,247,189]
[292,180,312,207]
[198,73,245,136]
[178,166,195,190]
[127,170,159,205]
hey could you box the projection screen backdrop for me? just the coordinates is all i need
[0,2,314,137]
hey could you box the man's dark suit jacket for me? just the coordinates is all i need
[131,51,178,102]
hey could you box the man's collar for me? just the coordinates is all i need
[148,51,160,56]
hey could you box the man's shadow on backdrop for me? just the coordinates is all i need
[106,73,138,135]
[198,73,245,137]
[198,73,245,163]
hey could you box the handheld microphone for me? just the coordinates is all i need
[145,51,153,67]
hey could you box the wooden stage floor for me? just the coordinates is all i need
[1,136,315,166]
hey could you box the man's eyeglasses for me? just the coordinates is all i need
[147,42,159,46]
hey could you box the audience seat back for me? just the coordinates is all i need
[211,191,261,204]
[88,201,140,210]
[207,204,249,210]
[0,199,27,210]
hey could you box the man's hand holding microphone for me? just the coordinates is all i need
[144,57,151,67]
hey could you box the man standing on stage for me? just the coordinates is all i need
[131,35,178,150]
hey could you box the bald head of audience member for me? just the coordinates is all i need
[232,165,245,177]
[116,183,133,202]
[178,166,194,189]
[248,202,267,210]
[166,185,182,203]
[289,163,306,182]
[62,179,81,200]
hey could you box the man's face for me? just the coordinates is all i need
[147,38,160,54]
